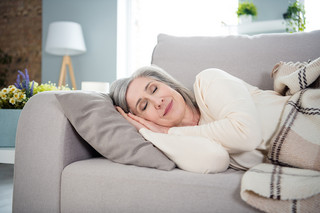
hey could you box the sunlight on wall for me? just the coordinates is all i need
[131,0,237,74]
[117,0,319,78]
[118,0,238,78]
[305,0,320,32]
[133,0,238,36]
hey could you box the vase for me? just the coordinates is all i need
[239,15,253,24]
[0,109,22,147]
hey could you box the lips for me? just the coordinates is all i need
[164,100,173,116]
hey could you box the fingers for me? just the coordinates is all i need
[116,107,140,123]
[115,106,124,113]
[115,106,168,133]
[115,107,140,122]
[127,112,144,122]
[116,106,131,122]
[127,112,152,127]
[128,112,169,134]
[116,106,127,117]
[115,106,146,130]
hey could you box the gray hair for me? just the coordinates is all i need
[109,65,198,113]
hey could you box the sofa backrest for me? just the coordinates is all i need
[151,31,320,90]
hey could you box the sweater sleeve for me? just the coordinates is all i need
[169,69,262,154]
[139,128,230,174]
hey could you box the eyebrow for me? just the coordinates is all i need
[135,81,153,110]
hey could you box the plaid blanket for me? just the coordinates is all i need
[271,57,320,95]
[267,89,320,171]
[241,58,320,213]
[241,164,320,213]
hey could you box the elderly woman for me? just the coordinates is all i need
[109,65,290,174]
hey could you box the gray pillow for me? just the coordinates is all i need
[55,91,175,170]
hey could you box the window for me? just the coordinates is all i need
[117,0,238,78]
[305,0,320,32]
[117,0,320,78]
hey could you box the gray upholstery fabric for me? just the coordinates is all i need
[152,31,320,90]
[55,91,175,170]
[61,158,258,213]
[13,91,98,213]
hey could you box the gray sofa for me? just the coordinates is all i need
[13,30,320,213]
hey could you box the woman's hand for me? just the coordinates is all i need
[116,107,146,130]
[127,112,169,134]
[116,106,169,134]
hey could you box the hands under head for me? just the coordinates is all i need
[116,106,169,134]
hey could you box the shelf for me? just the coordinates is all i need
[236,19,286,35]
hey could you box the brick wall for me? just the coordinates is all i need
[0,0,42,88]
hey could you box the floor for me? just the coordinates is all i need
[0,163,14,213]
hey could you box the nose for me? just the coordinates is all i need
[150,97,164,109]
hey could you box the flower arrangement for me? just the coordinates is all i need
[0,69,71,109]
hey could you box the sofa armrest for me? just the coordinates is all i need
[13,91,98,213]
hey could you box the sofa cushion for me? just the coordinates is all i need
[152,31,320,90]
[55,91,175,170]
[61,158,259,213]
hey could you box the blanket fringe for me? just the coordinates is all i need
[272,57,320,95]
[241,164,320,213]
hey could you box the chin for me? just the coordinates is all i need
[156,120,175,128]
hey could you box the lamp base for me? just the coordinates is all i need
[58,55,77,89]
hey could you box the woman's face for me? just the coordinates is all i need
[126,77,187,127]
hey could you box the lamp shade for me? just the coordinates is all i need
[45,21,86,56]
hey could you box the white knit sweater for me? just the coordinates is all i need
[139,68,290,173]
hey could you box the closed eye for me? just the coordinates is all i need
[142,86,157,110]
[140,83,157,112]
[142,102,148,111]
[152,86,158,93]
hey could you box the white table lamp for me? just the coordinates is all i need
[45,21,86,89]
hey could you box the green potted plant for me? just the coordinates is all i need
[237,1,258,24]
[283,1,306,33]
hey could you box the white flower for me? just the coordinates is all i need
[1,88,8,94]
[0,92,7,100]
[14,93,19,99]
[16,92,25,102]
[9,97,16,105]
[9,87,16,93]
